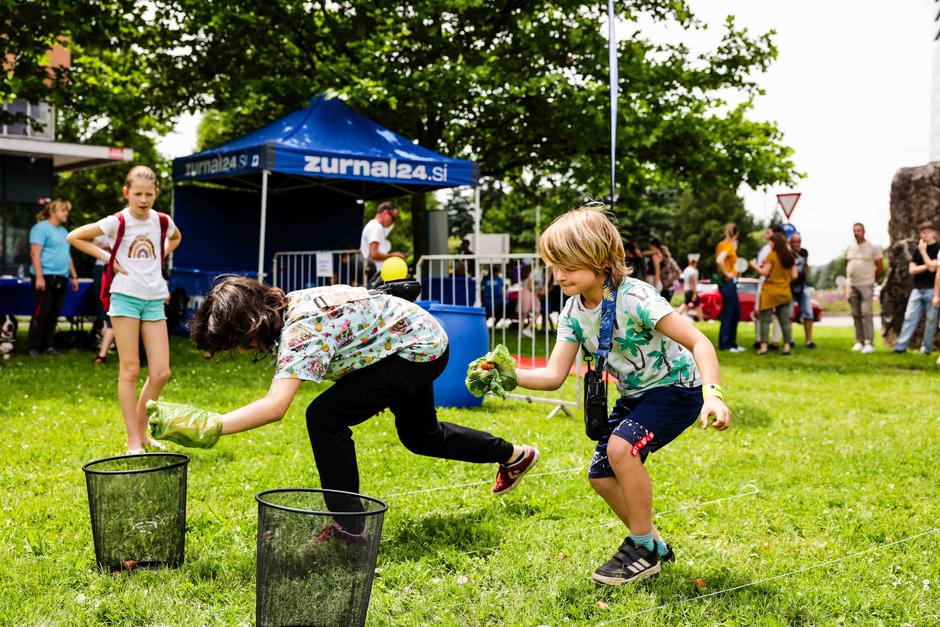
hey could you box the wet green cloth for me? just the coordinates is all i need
[465,344,517,399]
[147,400,223,449]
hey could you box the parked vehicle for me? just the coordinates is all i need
[698,278,822,323]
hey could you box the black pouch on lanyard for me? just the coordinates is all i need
[583,354,608,440]
[582,279,616,441]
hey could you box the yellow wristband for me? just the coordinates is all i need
[703,384,724,400]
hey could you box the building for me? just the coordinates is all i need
[0,44,133,274]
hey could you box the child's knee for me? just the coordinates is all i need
[119,361,141,380]
[606,436,639,468]
[398,429,442,456]
[151,366,171,386]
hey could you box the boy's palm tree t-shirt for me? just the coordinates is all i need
[273,285,447,383]
[558,278,701,397]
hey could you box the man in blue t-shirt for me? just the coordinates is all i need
[28,199,78,357]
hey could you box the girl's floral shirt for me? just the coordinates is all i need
[273,286,447,383]
[558,278,701,397]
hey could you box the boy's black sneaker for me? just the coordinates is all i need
[591,537,661,586]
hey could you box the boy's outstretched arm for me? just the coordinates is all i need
[515,341,579,391]
[219,378,302,435]
[655,312,731,431]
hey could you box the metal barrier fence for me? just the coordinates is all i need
[270,250,582,419]
[417,254,581,418]
[271,250,368,293]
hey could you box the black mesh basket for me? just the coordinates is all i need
[255,488,388,627]
[82,453,189,572]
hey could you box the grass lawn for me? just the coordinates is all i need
[0,322,938,625]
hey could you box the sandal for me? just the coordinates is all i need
[144,437,168,452]
[93,354,107,364]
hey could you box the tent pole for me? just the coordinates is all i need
[258,169,270,282]
[473,185,481,307]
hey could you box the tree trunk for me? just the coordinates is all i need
[882,163,940,348]
[411,192,429,263]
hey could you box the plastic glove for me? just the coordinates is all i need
[147,400,222,449]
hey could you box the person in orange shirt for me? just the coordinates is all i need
[750,233,798,355]
[714,223,744,352]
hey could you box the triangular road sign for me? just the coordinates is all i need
[776,193,801,219]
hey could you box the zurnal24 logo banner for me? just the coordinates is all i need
[183,153,259,178]
[304,156,448,182]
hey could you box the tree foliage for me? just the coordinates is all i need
[8,1,799,259]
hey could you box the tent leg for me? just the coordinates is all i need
[258,169,270,282]
[473,185,481,307]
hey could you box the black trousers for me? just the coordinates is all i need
[306,347,514,525]
[28,275,68,353]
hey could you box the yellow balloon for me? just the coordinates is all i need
[380,256,408,282]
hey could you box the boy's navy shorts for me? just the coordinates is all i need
[588,385,703,479]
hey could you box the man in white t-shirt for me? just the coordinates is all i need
[360,201,405,287]
[845,222,883,353]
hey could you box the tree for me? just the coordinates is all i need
[179,1,798,257]
[11,1,799,261]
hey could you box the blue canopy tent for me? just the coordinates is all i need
[171,95,480,282]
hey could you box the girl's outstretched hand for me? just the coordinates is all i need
[700,397,731,430]
[147,400,222,449]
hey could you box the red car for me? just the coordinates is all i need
[698,278,822,323]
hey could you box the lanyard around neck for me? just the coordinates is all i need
[594,279,616,372]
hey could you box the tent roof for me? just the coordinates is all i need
[172,96,478,195]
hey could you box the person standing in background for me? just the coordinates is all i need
[788,233,816,349]
[27,199,79,357]
[677,254,701,320]
[750,233,797,355]
[893,220,938,354]
[754,224,784,349]
[715,223,744,352]
[91,233,117,363]
[845,223,883,354]
[360,201,405,288]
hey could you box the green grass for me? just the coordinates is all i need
[1,323,938,625]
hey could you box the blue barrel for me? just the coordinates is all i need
[427,303,487,408]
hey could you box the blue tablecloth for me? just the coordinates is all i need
[0,277,97,318]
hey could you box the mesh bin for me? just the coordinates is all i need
[256,488,388,627]
[82,453,189,572]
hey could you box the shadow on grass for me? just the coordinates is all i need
[380,503,544,564]
[381,513,501,563]
[728,402,774,429]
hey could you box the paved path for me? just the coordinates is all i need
[816,313,882,330]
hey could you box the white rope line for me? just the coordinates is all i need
[599,483,761,526]
[458,484,761,557]
[596,526,940,625]
[381,466,585,498]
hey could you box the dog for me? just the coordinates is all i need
[0,315,18,360]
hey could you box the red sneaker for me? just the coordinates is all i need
[491,446,539,495]
[314,520,369,545]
